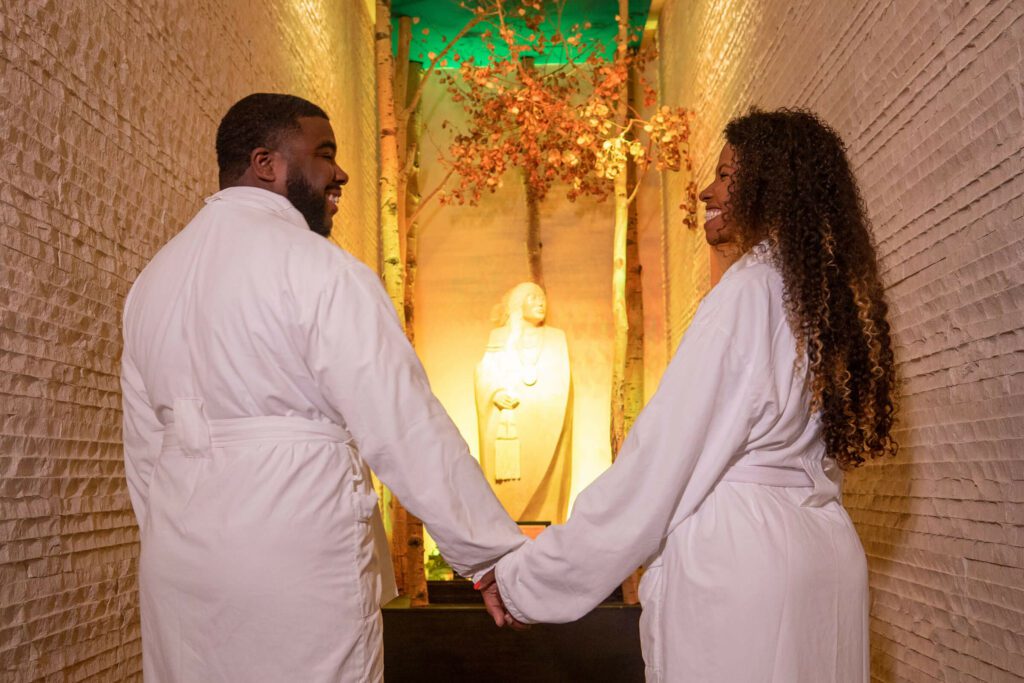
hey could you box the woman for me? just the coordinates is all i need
[485,109,899,681]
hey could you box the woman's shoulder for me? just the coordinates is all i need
[707,254,780,308]
[725,243,783,287]
[695,248,786,339]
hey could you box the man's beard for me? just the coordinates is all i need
[285,172,330,237]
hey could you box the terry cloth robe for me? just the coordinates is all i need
[121,186,525,683]
[496,244,870,682]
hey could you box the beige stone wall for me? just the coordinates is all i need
[657,0,1024,680]
[0,1,378,679]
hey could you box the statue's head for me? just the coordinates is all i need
[495,282,547,327]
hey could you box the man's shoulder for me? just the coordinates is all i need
[125,204,212,301]
[285,234,372,281]
[277,234,389,313]
[128,201,370,303]
[199,198,366,275]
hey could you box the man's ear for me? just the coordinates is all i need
[250,147,277,183]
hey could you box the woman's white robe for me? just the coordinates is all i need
[496,246,869,682]
[121,187,525,682]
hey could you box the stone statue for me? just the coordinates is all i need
[475,282,572,525]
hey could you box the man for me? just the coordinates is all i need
[121,93,525,682]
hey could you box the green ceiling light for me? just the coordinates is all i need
[390,0,652,66]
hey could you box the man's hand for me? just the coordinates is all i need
[476,569,529,630]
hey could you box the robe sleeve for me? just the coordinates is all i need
[495,281,770,623]
[121,311,165,529]
[301,254,526,579]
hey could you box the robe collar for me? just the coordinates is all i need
[205,186,309,231]
[721,239,774,282]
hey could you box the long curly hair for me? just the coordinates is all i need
[723,108,898,469]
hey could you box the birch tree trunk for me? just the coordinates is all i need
[376,0,427,605]
[609,0,630,462]
[610,190,628,455]
[522,57,544,288]
[624,54,645,466]
[403,59,423,361]
[376,0,404,321]
[622,59,645,595]
[610,0,640,605]
[395,16,412,264]
[525,178,544,287]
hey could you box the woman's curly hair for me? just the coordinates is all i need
[723,108,898,469]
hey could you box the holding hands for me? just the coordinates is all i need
[476,569,529,631]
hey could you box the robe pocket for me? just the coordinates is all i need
[638,563,665,681]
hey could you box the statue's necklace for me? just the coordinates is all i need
[517,329,543,386]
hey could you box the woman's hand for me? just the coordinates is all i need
[476,569,529,631]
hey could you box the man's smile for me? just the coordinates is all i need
[326,187,341,212]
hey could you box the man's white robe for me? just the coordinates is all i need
[121,187,525,682]
[496,246,870,682]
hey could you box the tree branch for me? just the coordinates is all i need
[402,12,490,120]
[407,165,456,227]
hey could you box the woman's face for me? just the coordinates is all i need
[698,143,739,247]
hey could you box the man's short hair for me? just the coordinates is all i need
[216,93,328,184]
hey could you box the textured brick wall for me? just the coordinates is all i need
[657,0,1024,680]
[0,1,378,679]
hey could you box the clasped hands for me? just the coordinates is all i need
[492,390,520,410]
[475,569,529,630]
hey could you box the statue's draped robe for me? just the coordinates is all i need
[475,326,572,525]
[496,246,869,682]
[121,187,524,683]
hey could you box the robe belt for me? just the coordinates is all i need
[160,398,399,604]
[721,464,814,487]
[162,398,351,456]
